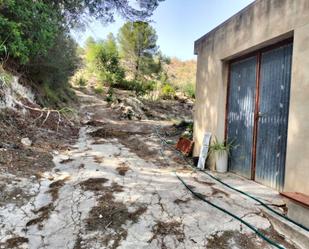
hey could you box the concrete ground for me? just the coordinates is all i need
[0,91,306,249]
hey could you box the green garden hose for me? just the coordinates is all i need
[155,127,290,248]
[200,170,309,232]
[176,173,285,249]
[154,126,309,232]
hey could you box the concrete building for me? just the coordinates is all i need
[193,0,309,226]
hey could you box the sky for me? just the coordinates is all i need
[72,0,255,60]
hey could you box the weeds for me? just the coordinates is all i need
[183,83,195,98]
[160,83,176,99]
[75,76,87,87]
[94,85,104,94]
[0,42,8,64]
[106,87,114,102]
[0,66,13,88]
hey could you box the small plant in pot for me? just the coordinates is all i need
[209,136,233,173]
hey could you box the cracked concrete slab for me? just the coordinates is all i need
[0,90,305,249]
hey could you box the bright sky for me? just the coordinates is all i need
[73,0,255,60]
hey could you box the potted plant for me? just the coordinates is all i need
[209,136,233,173]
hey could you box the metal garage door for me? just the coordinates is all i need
[255,43,293,190]
[227,41,293,190]
[227,56,257,178]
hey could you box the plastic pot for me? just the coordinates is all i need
[215,151,228,173]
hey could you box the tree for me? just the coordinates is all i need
[25,31,80,88]
[0,0,164,105]
[0,0,164,65]
[118,21,160,80]
[0,0,60,64]
[84,34,124,85]
[45,0,164,27]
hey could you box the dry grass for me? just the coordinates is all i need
[173,198,191,205]
[211,187,230,198]
[26,203,54,229]
[206,230,258,249]
[83,180,147,249]
[148,220,185,249]
[59,158,74,164]
[79,177,109,192]
[93,155,104,163]
[193,177,215,186]
[0,236,29,248]
[47,177,70,201]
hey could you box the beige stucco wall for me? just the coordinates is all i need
[285,23,309,193]
[194,0,309,193]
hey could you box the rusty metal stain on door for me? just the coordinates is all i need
[227,56,257,178]
[255,43,293,190]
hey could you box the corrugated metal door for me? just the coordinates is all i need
[227,41,293,190]
[227,56,257,178]
[255,43,293,190]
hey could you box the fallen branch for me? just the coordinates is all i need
[13,99,76,131]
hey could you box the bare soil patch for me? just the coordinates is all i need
[73,234,83,249]
[116,162,130,176]
[0,147,54,178]
[85,119,105,127]
[148,220,185,248]
[0,181,34,207]
[193,177,215,186]
[26,203,54,229]
[143,99,193,121]
[79,177,109,192]
[89,128,159,161]
[93,155,104,163]
[0,108,79,179]
[206,226,298,249]
[25,177,70,229]
[206,230,258,249]
[82,179,147,249]
[211,187,230,198]
[261,225,298,249]
[59,158,74,164]
[0,236,29,248]
[174,198,191,205]
[89,127,146,139]
[47,177,69,201]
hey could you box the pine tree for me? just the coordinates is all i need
[118,21,159,81]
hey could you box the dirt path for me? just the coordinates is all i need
[0,91,300,249]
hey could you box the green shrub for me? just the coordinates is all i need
[130,80,156,96]
[85,34,124,86]
[183,83,195,98]
[75,76,87,87]
[105,87,115,102]
[113,79,155,96]
[160,83,176,99]
[94,85,104,94]
[21,31,79,83]
[0,67,13,86]
[0,0,59,64]
[38,82,76,107]
[42,83,60,106]
[0,43,7,62]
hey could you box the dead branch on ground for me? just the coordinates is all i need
[13,100,76,131]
